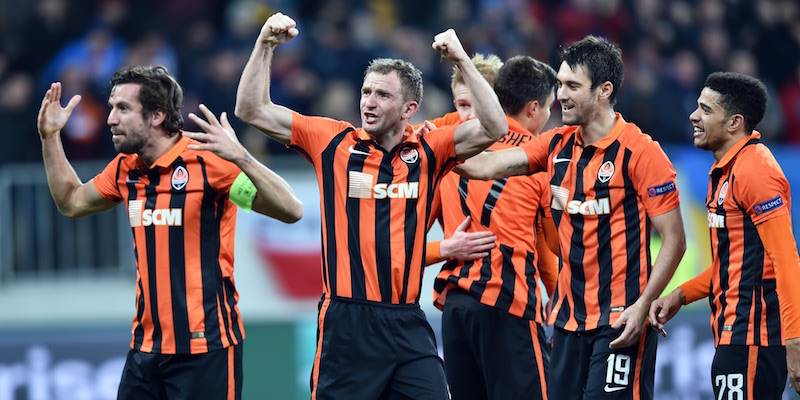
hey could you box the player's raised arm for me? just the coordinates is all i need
[235,12,298,145]
[37,82,116,218]
[432,29,507,160]
[184,104,303,223]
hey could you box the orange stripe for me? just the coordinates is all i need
[529,321,548,400]
[632,330,647,400]
[227,346,235,400]
[747,346,758,399]
[310,297,332,400]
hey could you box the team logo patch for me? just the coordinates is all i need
[171,166,188,191]
[400,147,419,164]
[753,196,783,215]
[597,161,615,183]
[717,180,728,205]
[648,180,676,197]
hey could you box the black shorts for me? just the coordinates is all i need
[441,290,549,400]
[549,325,656,400]
[711,345,787,400]
[310,295,448,400]
[117,344,243,400]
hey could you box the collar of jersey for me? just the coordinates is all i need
[709,131,762,173]
[148,135,189,169]
[507,117,531,135]
[355,124,419,148]
[574,112,626,149]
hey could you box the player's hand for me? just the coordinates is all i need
[648,288,684,332]
[259,12,298,47]
[609,301,647,349]
[787,337,800,394]
[432,29,468,64]
[414,120,437,136]
[439,216,496,261]
[184,104,248,164]
[37,82,81,140]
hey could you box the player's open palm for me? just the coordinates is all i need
[37,82,81,139]
[260,12,298,47]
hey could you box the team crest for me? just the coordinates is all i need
[597,161,615,183]
[400,147,419,164]
[171,166,188,191]
[717,180,728,205]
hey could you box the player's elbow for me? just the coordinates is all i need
[281,200,304,223]
[234,101,258,124]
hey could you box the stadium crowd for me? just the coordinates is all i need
[1,0,799,165]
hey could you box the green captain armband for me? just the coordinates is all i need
[230,172,257,212]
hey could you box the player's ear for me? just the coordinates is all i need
[728,114,744,132]
[402,101,418,120]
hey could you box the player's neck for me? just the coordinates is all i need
[579,107,616,147]
[139,132,181,167]
[369,125,406,152]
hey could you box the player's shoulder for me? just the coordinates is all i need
[733,142,785,179]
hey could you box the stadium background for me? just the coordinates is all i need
[0,0,798,398]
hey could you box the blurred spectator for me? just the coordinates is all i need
[727,49,784,141]
[780,64,800,143]
[0,71,39,164]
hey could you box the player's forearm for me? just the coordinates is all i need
[456,59,507,141]
[41,135,87,218]
[238,152,303,223]
[641,234,685,305]
[235,42,275,124]
[453,148,528,181]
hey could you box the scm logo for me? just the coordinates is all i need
[708,213,725,228]
[128,200,183,227]
[566,198,610,215]
[372,182,419,199]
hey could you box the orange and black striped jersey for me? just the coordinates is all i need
[705,132,790,347]
[432,117,554,323]
[289,112,459,304]
[523,114,681,332]
[426,111,462,130]
[93,136,244,354]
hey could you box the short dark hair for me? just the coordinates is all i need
[494,56,558,115]
[110,65,184,136]
[703,72,767,133]
[365,58,423,104]
[560,35,624,105]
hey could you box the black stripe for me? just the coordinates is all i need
[144,167,162,352]
[168,159,190,351]
[213,195,234,346]
[224,277,243,344]
[495,244,516,312]
[198,157,223,349]
[346,147,369,301]
[480,179,507,227]
[319,129,355,295]
[731,175,758,344]
[621,150,642,308]
[763,278,782,345]
[469,251,493,297]
[595,143,618,326]
[562,146,594,330]
[126,169,145,349]
[458,177,470,217]
[549,134,572,230]
[374,150,394,302]
[400,146,421,303]
[522,250,538,320]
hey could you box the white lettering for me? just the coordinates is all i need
[372,182,419,199]
[141,209,183,226]
[566,198,610,215]
[708,213,725,228]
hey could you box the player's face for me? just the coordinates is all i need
[689,87,731,154]
[556,61,599,126]
[452,82,476,122]
[107,83,150,155]
[531,91,556,135]
[360,71,413,137]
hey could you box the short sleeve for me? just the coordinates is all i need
[523,129,556,174]
[289,112,355,161]
[631,140,680,217]
[534,172,552,218]
[733,148,791,225]
[422,125,459,174]
[201,152,242,193]
[93,154,126,201]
